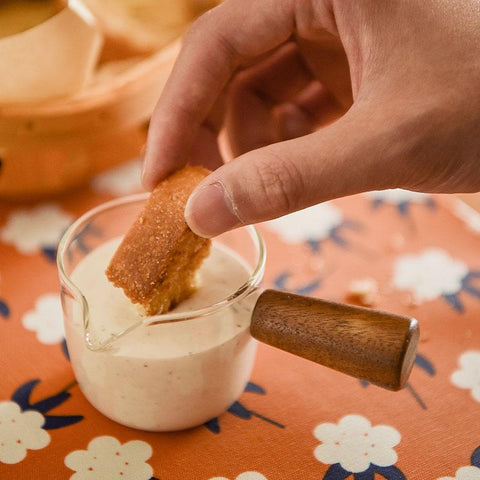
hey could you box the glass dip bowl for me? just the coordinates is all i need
[57,194,266,431]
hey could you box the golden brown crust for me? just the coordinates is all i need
[106,165,211,315]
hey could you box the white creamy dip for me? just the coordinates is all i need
[66,237,258,431]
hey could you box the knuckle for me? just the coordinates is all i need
[213,31,243,70]
[248,152,305,217]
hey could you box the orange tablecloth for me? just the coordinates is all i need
[1,160,479,480]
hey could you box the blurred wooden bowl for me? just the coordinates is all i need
[0,0,222,201]
[0,40,180,201]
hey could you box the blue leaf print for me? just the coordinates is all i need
[274,272,321,296]
[370,196,435,215]
[42,414,84,430]
[61,338,70,361]
[372,465,406,480]
[329,226,348,247]
[442,293,465,312]
[31,391,71,414]
[228,401,252,419]
[462,271,480,298]
[405,383,427,410]
[307,239,321,252]
[66,222,103,262]
[204,417,220,434]
[354,471,374,480]
[324,465,406,480]
[323,464,351,480]
[397,202,410,216]
[295,280,321,295]
[244,382,266,395]
[204,382,284,434]
[306,219,362,252]
[42,246,57,262]
[438,271,480,311]
[414,353,435,376]
[323,464,406,480]
[0,299,10,319]
[471,445,480,468]
[11,379,83,430]
[361,353,434,409]
[11,379,40,409]
[248,410,285,429]
[274,273,290,290]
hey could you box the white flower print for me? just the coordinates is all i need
[264,203,343,243]
[392,248,468,303]
[365,188,431,204]
[438,466,480,480]
[22,294,65,344]
[210,473,267,480]
[64,436,153,480]
[454,199,480,234]
[91,159,143,196]
[0,401,50,464]
[313,414,401,473]
[0,204,73,254]
[451,351,480,402]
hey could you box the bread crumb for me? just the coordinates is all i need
[345,277,379,307]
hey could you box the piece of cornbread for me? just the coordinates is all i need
[106,166,211,315]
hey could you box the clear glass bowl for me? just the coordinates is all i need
[57,194,266,431]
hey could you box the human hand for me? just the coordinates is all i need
[142,0,480,237]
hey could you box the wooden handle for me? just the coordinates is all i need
[250,289,419,391]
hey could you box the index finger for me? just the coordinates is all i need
[142,0,297,188]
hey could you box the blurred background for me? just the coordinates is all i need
[0,0,219,201]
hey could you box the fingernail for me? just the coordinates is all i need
[185,182,240,238]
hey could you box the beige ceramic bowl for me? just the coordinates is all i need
[0,39,180,200]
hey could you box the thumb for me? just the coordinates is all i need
[185,109,406,237]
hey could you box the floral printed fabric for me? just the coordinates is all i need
[0,179,479,480]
